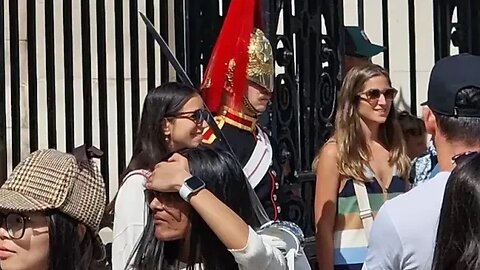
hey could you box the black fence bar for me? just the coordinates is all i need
[130,0,140,144]
[221,0,230,14]
[296,0,312,170]
[470,0,480,55]
[81,0,93,146]
[456,1,470,54]
[146,0,155,90]
[96,0,109,198]
[45,0,57,149]
[357,0,364,28]
[381,0,390,70]
[9,0,21,166]
[159,0,169,82]
[114,0,126,177]
[0,0,6,182]
[433,0,451,61]
[174,0,187,77]
[185,0,201,86]
[64,0,74,153]
[288,0,308,170]
[27,0,38,153]
[408,0,417,115]
[456,0,480,56]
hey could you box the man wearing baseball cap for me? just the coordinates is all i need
[0,145,107,270]
[362,53,480,269]
[344,26,385,73]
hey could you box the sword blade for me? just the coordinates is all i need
[139,11,229,145]
[139,12,194,87]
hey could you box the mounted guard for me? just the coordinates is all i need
[200,0,282,221]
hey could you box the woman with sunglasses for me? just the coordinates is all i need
[313,64,410,270]
[0,146,106,270]
[432,151,480,270]
[110,82,208,270]
[128,147,286,270]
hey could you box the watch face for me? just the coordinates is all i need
[186,176,205,190]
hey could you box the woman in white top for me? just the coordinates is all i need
[128,147,286,270]
[111,82,208,269]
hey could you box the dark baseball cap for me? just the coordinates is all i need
[345,26,385,58]
[422,53,480,117]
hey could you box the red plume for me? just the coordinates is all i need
[201,0,259,113]
[254,0,265,30]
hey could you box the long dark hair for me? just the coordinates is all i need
[128,147,261,270]
[106,82,199,213]
[46,211,98,270]
[122,82,200,182]
[432,152,480,270]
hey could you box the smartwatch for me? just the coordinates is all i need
[179,176,206,202]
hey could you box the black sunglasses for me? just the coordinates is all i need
[358,88,398,102]
[167,109,210,124]
[452,151,479,166]
[144,189,182,205]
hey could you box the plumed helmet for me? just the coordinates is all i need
[201,0,273,113]
[247,28,274,93]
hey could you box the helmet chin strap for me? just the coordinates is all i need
[243,95,261,117]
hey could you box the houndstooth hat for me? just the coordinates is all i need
[0,146,107,259]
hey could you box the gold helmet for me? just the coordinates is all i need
[247,28,274,93]
[201,8,274,114]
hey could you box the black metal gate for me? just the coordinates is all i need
[433,0,480,60]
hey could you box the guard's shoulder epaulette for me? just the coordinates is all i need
[202,116,226,144]
[221,107,257,133]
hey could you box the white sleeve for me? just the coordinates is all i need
[112,174,149,270]
[228,226,287,270]
[362,202,404,270]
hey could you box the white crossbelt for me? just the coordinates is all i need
[243,127,273,188]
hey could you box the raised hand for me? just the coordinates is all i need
[145,153,192,193]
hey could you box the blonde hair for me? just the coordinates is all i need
[314,64,410,181]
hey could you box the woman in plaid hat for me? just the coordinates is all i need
[0,146,107,270]
[127,147,286,270]
[111,82,208,269]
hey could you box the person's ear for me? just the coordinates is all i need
[423,106,437,136]
[163,119,171,137]
[78,224,87,241]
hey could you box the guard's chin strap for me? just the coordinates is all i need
[243,96,261,118]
